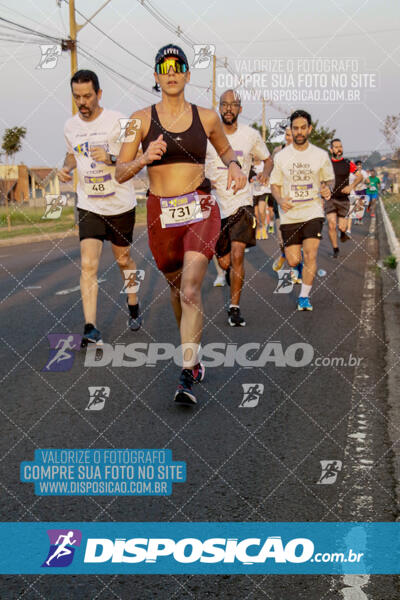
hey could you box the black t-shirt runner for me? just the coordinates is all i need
[331,157,357,201]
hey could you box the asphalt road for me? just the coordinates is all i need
[0,216,398,599]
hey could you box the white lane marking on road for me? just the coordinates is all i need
[25,286,42,290]
[338,218,377,600]
[56,278,106,295]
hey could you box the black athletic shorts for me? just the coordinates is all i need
[215,205,256,257]
[280,217,324,248]
[267,195,274,208]
[325,198,350,218]
[253,193,267,206]
[78,207,136,246]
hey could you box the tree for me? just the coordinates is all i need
[251,119,336,152]
[308,120,336,151]
[382,114,400,165]
[364,151,382,169]
[1,126,27,163]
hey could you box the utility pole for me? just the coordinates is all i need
[68,0,78,114]
[261,98,266,142]
[212,54,217,110]
[63,0,112,115]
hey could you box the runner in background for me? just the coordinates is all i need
[250,159,269,239]
[270,109,334,311]
[348,160,369,230]
[366,168,380,218]
[327,138,362,258]
[272,127,293,272]
[205,89,272,326]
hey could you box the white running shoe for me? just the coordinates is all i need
[213,274,226,287]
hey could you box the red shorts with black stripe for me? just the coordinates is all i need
[147,189,221,274]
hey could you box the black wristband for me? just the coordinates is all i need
[109,154,117,165]
[228,159,241,169]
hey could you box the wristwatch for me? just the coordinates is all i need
[109,154,117,165]
[228,159,241,169]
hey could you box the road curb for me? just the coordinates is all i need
[379,197,400,289]
[0,229,78,247]
[378,209,400,520]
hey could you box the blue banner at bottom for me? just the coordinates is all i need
[0,522,398,574]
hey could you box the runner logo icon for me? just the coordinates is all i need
[36,44,61,69]
[43,195,67,220]
[239,383,264,408]
[121,270,145,294]
[42,334,82,372]
[86,386,110,411]
[274,270,294,294]
[317,460,343,484]
[42,529,82,567]
[192,44,215,69]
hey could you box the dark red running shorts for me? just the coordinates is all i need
[147,189,221,274]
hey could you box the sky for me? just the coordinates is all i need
[0,0,400,166]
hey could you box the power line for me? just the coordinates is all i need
[72,4,153,68]
[0,16,62,44]
[78,46,159,99]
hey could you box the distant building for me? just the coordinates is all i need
[0,164,60,204]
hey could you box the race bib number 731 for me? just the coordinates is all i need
[159,193,203,228]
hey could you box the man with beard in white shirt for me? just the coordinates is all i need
[58,70,141,347]
[270,110,334,311]
[206,90,273,326]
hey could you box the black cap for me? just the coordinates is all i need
[154,44,189,70]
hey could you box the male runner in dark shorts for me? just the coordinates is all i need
[271,110,334,311]
[206,89,272,326]
[116,45,246,405]
[58,70,142,347]
[366,168,380,217]
[327,138,362,257]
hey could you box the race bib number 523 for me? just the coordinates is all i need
[291,183,313,202]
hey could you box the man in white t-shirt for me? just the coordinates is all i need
[270,109,334,311]
[57,70,141,346]
[205,89,273,326]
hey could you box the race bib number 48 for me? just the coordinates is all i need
[291,183,313,202]
[84,174,115,198]
[159,193,203,228]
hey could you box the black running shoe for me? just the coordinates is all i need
[174,369,197,405]
[190,362,205,383]
[225,266,231,286]
[80,323,102,348]
[340,231,350,243]
[332,247,339,259]
[228,306,246,327]
[127,300,142,331]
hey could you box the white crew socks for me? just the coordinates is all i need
[300,283,312,298]
[230,304,239,309]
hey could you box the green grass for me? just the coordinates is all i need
[0,203,147,240]
[383,193,400,239]
[0,206,75,226]
[383,254,397,269]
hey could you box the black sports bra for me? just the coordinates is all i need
[141,103,207,166]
